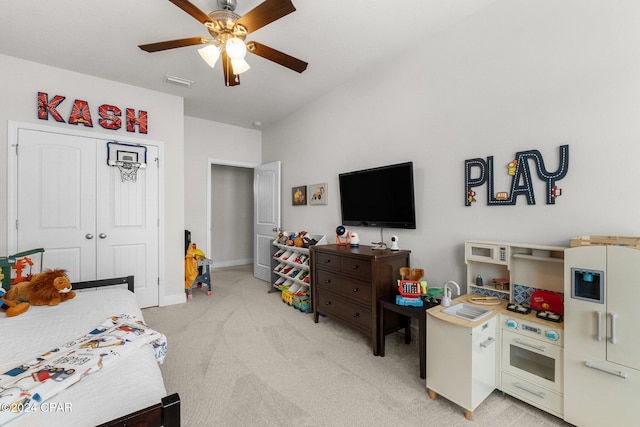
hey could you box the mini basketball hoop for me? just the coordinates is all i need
[107,141,147,183]
[115,160,142,182]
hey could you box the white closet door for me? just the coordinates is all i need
[16,129,160,308]
[16,129,98,282]
[97,144,159,307]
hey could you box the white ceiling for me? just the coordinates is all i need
[1,0,496,129]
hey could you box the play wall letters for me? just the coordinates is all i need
[465,145,569,206]
[37,91,148,134]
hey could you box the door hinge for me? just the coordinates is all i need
[12,144,18,155]
[155,157,159,168]
[158,277,160,286]
[15,219,18,230]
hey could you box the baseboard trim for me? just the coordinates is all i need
[161,293,187,306]
[211,259,252,269]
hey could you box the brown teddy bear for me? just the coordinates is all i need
[3,269,75,306]
[399,267,425,281]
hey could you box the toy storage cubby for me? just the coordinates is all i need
[465,240,566,302]
[271,231,326,313]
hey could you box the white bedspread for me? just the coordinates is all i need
[0,288,167,427]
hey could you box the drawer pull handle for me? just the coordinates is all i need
[324,279,331,284]
[480,337,495,348]
[325,301,331,306]
[610,312,617,345]
[352,265,359,270]
[514,382,546,399]
[585,361,627,379]
[353,313,360,318]
[352,288,359,293]
[325,259,331,264]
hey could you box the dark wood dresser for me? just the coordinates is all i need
[311,244,411,355]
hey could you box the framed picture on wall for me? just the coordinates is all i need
[308,183,328,205]
[292,186,307,206]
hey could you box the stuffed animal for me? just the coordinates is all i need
[3,269,75,306]
[0,288,30,317]
[294,231,307,248]
[399,267,425,281]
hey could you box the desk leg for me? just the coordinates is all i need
[419,315,426,379]
[377,300,384,356]
[404,316,411,344]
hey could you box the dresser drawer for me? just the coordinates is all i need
[316,291,372,332]
[340,257,371,281]
[315,270,371,305]
[315,252,342,271]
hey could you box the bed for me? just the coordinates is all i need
[0,276,180,427]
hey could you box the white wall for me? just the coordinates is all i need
[183,116,261,255]
[0,54,185,303]
[262,0,640,292]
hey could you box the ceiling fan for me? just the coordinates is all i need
[138,0,307,87]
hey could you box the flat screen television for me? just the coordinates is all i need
[338,161,416,229]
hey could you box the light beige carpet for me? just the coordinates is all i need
[142,265,572,427]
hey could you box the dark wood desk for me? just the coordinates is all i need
[378,295,439,379]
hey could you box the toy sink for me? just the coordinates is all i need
[442,303,493,322]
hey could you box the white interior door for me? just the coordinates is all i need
[16,129,98,281]
[253,161,281,281]
[97,143,159,307]
[15,128,159,307]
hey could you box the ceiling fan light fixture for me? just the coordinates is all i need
[139,0,307,87]
[226,37,247,59]
[231,58,251,75]
[198,44,221,68]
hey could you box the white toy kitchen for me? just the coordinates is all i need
[427,237,640,426]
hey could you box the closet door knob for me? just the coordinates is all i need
[85,234,94,240]
[99,233,107,239]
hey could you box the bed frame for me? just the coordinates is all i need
[74,275,181,427]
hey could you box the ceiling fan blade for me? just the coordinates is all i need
[221,51,240,87]
[247,41,308,73]
[138,36,210,52]
[235,0,296,35]
[169,0,212,25]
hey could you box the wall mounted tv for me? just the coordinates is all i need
[338,161,416,229]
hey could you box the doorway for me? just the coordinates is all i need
[207,159,280,282]
[208,163,254,268]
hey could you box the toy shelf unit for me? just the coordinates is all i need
[271,231,326,312]
[465,241,566,302]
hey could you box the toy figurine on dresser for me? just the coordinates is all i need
[335,225,350,246]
